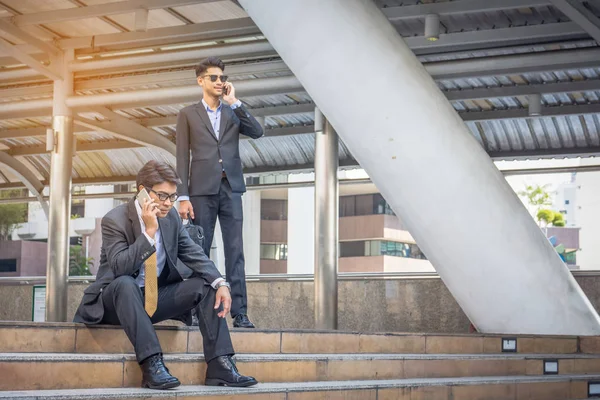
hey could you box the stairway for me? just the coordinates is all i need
[1,321,600,399]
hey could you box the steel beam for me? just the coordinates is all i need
[73,60,288,91]
[7,139,142,156]
[68,41,274,72]
[65,76,302,109]
[0,150,48,216]
[0,19,61,57]
[383,0,551,20]
[462,104,600,122]
[407,22,586,55]
[59,18,260,51]
[550,0,600,44]
[0,38,61,80]
[75,107,175,155]
[10,0,215,25]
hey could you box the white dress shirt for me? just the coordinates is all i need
[135,199,225,289]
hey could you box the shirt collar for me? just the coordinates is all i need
[202,98,223,113]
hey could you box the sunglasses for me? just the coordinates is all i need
[147,187,179,202]
[201,74,228,83]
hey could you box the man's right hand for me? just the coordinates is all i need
[178,200,195,220]
[142,198,160,238]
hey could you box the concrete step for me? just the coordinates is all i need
[1,321,595,355]
[2,352,600,390]
[0,375,599,400]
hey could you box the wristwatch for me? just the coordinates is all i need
[216,280,231,291]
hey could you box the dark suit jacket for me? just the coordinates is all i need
[176,101,263,196]
[73,198,222,325]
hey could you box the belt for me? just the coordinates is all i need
[221,171,227,178]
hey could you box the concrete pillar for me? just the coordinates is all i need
[239,0,600,334]
[45,49,74,322]
[243,190,261,275]
[287,172,315,275]
[314,108,339,330]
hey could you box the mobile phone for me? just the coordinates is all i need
[222,84,229,96]
[136,188,151,205]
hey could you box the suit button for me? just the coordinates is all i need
[218,159,223,163]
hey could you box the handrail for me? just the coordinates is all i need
[0,269,593,284]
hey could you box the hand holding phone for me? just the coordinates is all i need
[222,83,230,96]
[137,188,159,238]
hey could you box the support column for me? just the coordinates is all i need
[242,190,261,275]
[46,50,74,322]
[314,108,339,330]
[239,0,600,335]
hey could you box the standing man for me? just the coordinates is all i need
[176,57,263,328]
[73,161,257,389]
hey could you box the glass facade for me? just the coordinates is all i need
[339,193,395,217]
[340,240,426,259]
[261,199,288,220]
[260,243,288,260]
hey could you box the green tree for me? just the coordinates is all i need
[0,190,28,241]
[536,209,555,226]
[69,245,93,276]
[518,184,553,213]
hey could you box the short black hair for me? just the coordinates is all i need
[136,161,181,190]
[195,57,225,77]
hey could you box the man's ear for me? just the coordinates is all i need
[197,76,204,87]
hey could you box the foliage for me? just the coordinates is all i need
[518,184,552,212]
[69,245,93,276]
[0,190,28,241]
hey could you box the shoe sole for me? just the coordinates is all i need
[142,380,181,390]
[205,378,258,387]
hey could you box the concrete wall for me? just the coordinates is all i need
[3,274,600,333]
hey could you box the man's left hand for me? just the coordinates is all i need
[222,82,238,106]
[214,286,232,318]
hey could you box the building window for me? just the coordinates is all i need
[260,243,288,260]
[0,259,17,273]
[565,200,570,205]
[339,194,396,217]
[340,240,426,259]
[261,199,288,220]
[71,186,85,218]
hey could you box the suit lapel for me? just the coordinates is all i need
[195,103,218,142]
[218,105,231,141]
[127,198,141,243]
[158,212,181,282]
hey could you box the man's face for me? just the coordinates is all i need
[197,66,226,97]
[145,182,178,218]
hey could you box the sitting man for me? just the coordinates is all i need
[73,160,257,390]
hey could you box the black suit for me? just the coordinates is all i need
[73,199,234,363]
[176,101,263,317]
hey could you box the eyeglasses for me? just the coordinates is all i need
[147,187,179,202]
[201,74,228,83]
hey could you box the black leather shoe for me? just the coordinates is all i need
[205,355,258,387]
[140,354,181,390]
[233,314,255,328]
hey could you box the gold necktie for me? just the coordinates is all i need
[144,252,158,317]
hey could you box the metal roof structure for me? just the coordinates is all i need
[1,0,600,190]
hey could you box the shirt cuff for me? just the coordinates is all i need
[211,277,225,289]
[143,232,156,247]
[178,195,190,202]
[230,100,242,110]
